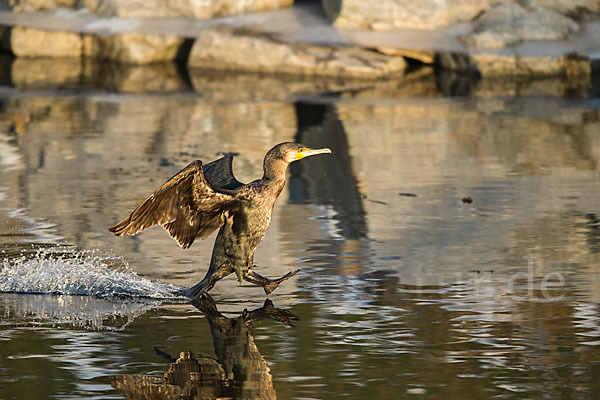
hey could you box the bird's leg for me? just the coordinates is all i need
[243,266,299,295]
[232,265,248,284]
[178,264,233,299]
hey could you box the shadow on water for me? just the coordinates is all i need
[112,295,298,400]
[290,102,367,240]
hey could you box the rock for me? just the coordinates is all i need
[1,26,82,57]
[321,0,492,30]
[83,0,294,19]
[437,51,591,78]
[188,27,407,78]
[0,27,181,63]
[7,0,78,12]
[463,3,580,49]
[533,0,600,20]
[83,33,183,64]
[376,48,435,64]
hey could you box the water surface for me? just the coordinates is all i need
[1,60,599,399]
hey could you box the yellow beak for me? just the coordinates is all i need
[295,147,332,160]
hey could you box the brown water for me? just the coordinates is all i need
[1,59,600,399]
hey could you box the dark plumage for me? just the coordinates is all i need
[109,143,331,298]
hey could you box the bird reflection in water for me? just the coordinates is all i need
[112,295,299,400]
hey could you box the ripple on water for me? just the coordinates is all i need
[0,293,160,330]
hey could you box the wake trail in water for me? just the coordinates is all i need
[0,249,184,300]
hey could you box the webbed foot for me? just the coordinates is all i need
[177,279,214,300]
[177,264,233,299]
[263,270,299,295]
[244,268,299,295]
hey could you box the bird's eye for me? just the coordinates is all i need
[299,148,306,153]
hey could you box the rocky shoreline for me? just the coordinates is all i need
[0,0,599,80]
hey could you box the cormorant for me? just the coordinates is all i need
[109,143,331,298]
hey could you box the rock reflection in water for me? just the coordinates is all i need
[0,55,381,96]
[112,295,298,400]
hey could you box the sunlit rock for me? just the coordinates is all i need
[318,0,598,77]
[6,0,77,12]
[322,0,596,31]
[1,26,82,57]
[188,27,406,78]
[83,33,183,64]
[83,0,293,19]
[0,26,182,64]
[322,0,491,30]
[534,0,600,19]
[463,3,580,49]
[10,57,82,88]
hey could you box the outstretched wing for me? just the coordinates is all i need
[109,160,238,249]
[203,154,244,191]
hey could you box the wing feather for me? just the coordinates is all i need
[109,160,238,248]
[203,155,244,190]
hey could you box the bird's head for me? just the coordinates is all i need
[267,142,332,164]
[263,142,331,180]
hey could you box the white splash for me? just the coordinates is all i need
[0,249,182,299]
